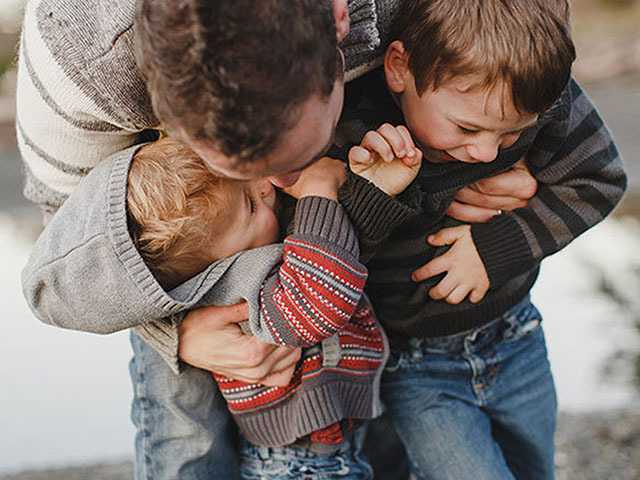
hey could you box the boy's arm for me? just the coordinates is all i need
[246,196,369,347]
[336,124,425,262]
[470,78,626,287]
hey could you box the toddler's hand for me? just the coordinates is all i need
[283,157,346,200]
[349,124,422,196]
[411,225,490,304]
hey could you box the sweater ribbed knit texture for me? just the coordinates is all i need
[335,69,627,339]
[17,0,405,367]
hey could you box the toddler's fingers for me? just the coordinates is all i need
[349,146,373,167]
[445,284,471,305]
[361,130,394,162]
[428,273,457,300]
[396,125,421,165]
[377,123,407,159]
[427,226,467,247]
[412,254,449,282]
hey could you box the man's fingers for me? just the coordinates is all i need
[267,346,301,374]
[427,226,466,247]
[445,285,471,305]
[428,273,457,300]
[196,302,249,326]
[361,130,394,162]
[378,123,408,159]
[446,200,500,223]
[412,255,449,282]
[259,364,297,387]
[455,187,528,211]
[472,166,537,200]
[216,344,297,381]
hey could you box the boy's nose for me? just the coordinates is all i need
[466,140,499,163]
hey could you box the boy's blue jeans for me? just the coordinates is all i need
[381,296,557,480]
[239,426,373,479]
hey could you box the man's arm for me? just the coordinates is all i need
[469,79,627,288]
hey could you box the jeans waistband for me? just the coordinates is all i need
[286,422,364,456]
[389,295,532,355]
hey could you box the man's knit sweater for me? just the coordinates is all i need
[336,69,627,339]
[17,0,404,370]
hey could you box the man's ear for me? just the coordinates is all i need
[385,40,410,94]
[333,0,350,43]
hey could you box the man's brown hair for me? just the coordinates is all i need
[393,0,576,113]
[135,0,339,163]
[127,138,238,289]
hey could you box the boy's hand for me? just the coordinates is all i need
[349,124,422,196]
[283,157,346,201]
[411,225,490,304]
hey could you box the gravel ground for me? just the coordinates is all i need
[3,410,639,480]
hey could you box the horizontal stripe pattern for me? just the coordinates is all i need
[339,71,626,338]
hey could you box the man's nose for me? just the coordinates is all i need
[466,138,499,163]
[268,171,302,188]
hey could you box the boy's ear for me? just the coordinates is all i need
[385,40,411,94]
[332,0,350,43]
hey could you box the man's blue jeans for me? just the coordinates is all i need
[129,332,240,479]
[381,297,557,480]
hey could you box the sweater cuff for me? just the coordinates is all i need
[471,214,535,288]
[338,171,422,242]
[132,313,185,375]
[293,196,359,256]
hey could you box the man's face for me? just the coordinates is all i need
[191,74,345,187]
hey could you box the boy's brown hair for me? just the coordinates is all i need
[135,0,339,163]
[393,0,576,114]
[127,138,238,289]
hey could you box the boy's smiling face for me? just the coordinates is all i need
[385,42,539,164]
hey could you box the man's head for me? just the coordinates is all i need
[128,139,280,289]
[135,0,349,186]
[385,0,576,164]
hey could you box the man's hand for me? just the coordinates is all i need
[178,303,301,387]
[411,225,489,304]
[447,159,537,222]
[283,157,346,201]
[349,124,422,196]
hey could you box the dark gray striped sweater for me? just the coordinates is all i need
[336,69,627,339]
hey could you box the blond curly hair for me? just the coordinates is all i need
[127,138,239,289]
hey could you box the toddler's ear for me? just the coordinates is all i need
[384,40,410,94]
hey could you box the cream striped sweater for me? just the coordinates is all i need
[16,0,401,370]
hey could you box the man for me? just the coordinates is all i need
[18,0,537,477]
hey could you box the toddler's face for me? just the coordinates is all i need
[215,179,280,259]
[394,74,538,164]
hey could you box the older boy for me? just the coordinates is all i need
[335,0,627,478]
